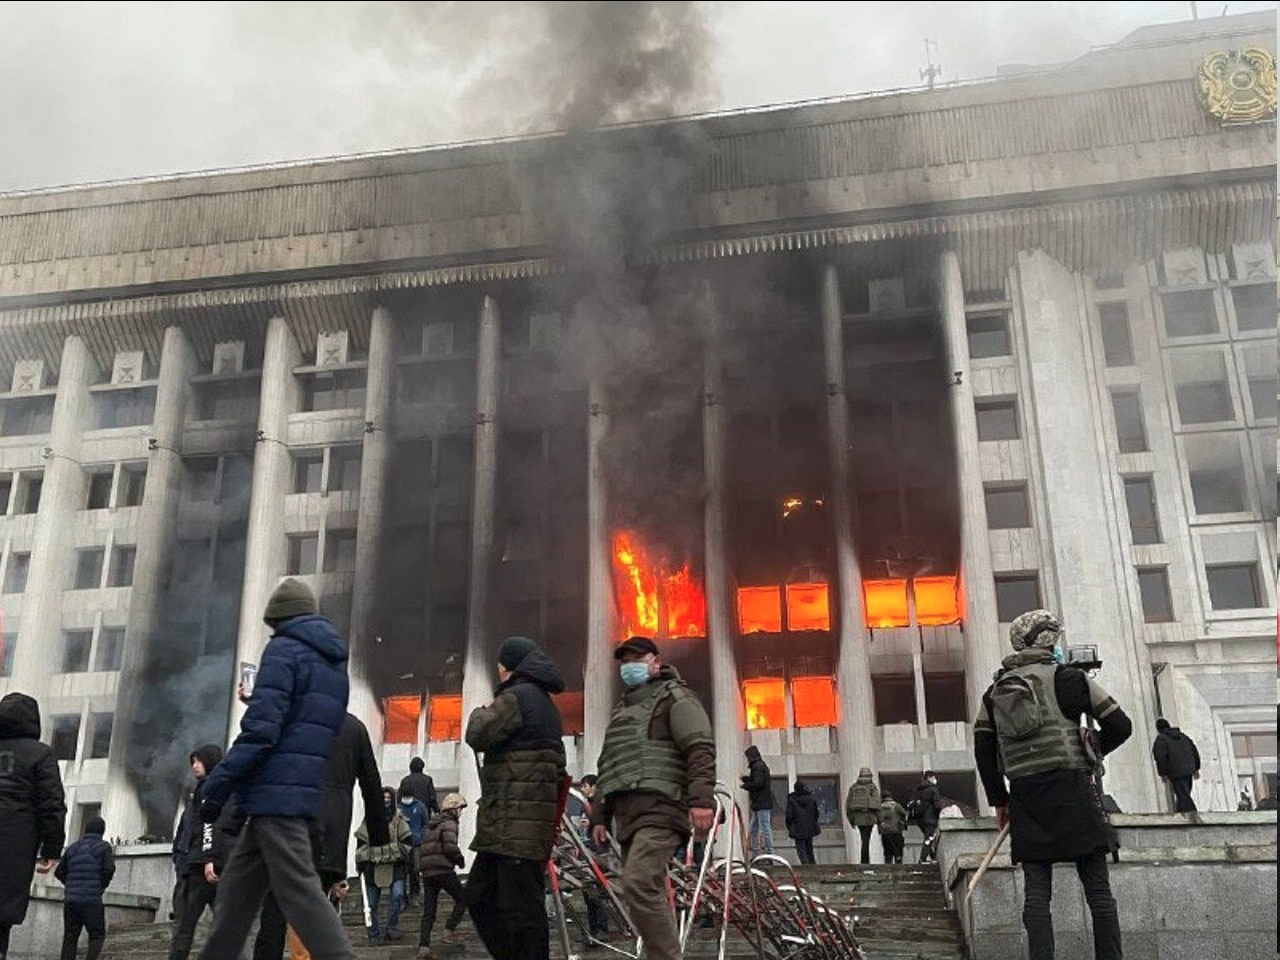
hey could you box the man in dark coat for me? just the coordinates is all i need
[907,772,943,863]
[194,578,353,960]
[399,757,439,905]
[844,767,880,864]
[254,711,388,960]
[0,691,67,959]
[55,815,115,960]
[417,793,469,959]
[785,781,820,865]
[1151,718,1201,813]
[740,745,774,856]
[464,636,567,960]
[974,609,1132,960]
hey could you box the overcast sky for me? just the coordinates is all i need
[1,1,1275,193]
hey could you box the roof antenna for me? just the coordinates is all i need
[921,39,942,90]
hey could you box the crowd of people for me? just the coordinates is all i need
[0,585,1262,960]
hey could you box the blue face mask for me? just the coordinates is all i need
[620,662,650,688]
[1051,647,1065,664]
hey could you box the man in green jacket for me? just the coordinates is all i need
[844,767,880,864]
[590,637,716,960]
[463,637,567,960]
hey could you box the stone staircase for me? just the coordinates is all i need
[98,864,965,960]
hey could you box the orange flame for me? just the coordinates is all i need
[611,530,707,640]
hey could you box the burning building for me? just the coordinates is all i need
[0,12,1274,860]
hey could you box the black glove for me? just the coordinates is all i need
[199,800,222,824]
[451,853,465,869]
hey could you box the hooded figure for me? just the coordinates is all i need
[0,692,67,953]
[844,767,880,865]
[1152,718,1201,813]
[740,745,775,856]
[785,781,821,865]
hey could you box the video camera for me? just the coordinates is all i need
[1065,644,1103,672]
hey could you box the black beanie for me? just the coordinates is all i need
[498,635,539,671]
[85,816,106,836]
[264,577,317,623]
[1155,718,1171,733]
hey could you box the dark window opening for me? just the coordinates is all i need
[1111,391,1147,453]
[994,574,1042,623]
[1162,290,1217,338]
[18,476,41,514]
[330,448,362,494]
[923,672,968,723]
[51,715,80,761]
[975,401,1020,442]
[0,634,15,677]
[86,472,113,510]
[288,535,319,576]
[1098,302,1135,367]
[121,465,146,507]
[94,387,156,429]
[966,312,1011,359]
[61,631,92,673]
[1137,567,1174,623]
[872,674,917,725]
[3,552,29,594]
[1231,284,1276,332]
[301,370,366,413]
[1176,379,1235,425]
[88,713,113,759]
[324,530,358,573]
[194,379,258,422]
[107,546,136,588]
[1206,562,1263,610]
[985,484,1030,529]
[294,453,324,494]
[1122,477,1161,545]
[1189,466,1246,515]
[185,458,219,501]
[1,396,54,437]
[74,548,105,590]
[95,628,124,672]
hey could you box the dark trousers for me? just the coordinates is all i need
[168,875,217,960]
[255,892,288,960]
[881,832,904,864]
[420,872,468,947]
[856,825,873,864]
[408,847,422,900]
[918,822,939,863]
[1021,854,1122,960]
[465,852,549,960]
[61,901,107,960]
[196,816,353,960]
[0,922,10,958]
[793,838,816,865]
[1169,777,1197,812]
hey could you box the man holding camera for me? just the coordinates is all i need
[973,609,1131,960]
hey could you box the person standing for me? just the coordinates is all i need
[565,775,609,943]
[0,692,67,960]
[193,578,353,960]
[398,786,430,906]
[974,609,1132,960]
[167,746,230,960]
[356,787,413,946]
[1237,790,1254,811]
[876,792,908,864]
[463,636,567,960]
[740,746,775,856]
[55,816,115,960]
[907,771,943,863]
[785,780,820,865]
[416,793,470,959]
[844,768,880,864]
[590,636,716,960]
[1152,718,1201,813]
[399,759,438,905]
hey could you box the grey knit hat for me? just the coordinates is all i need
[264,577,317,623]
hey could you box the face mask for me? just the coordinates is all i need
[1051,647,1065,664]
[620,662,650,687]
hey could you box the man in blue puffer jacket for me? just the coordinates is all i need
[194,578,353,960]
[55,816,115,960]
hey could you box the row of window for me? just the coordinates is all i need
[58,628,126,673]
[287,531,357,576]
[49,712,113,762]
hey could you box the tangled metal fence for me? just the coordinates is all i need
[549,786,865,960]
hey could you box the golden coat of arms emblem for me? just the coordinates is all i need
[1197,47,1277,124]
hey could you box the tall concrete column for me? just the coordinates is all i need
[459,295,500,852]
[105,326,196,838]
[583,377,614,772]
[938,250,1003,725]
[231,316,300,735]
[348,306,395,746]
[1013,250,1159,812]
[702,295,743,817]
[820,264,877,861]
[13,336,95,695]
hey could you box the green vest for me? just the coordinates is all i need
[847,780,878,811]
[877,801,904,835]
[595,679,691,803]
[994,661,1091,780]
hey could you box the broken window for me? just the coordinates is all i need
[785,582,830,631]
[872,674,917,725]
[428,694,463,741]
[914,576,961,626]
[791,676,837,727]
[923,672,968,723]
[738,586,783,634]
[863,579,909,629]
[743,678,786,730]
[384,695,421,744]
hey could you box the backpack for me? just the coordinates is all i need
[988,669,1047,740]
[848,782,877,812]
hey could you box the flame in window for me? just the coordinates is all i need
[744,678,786,730]
[611,530,707,640]
[427,694,462,742]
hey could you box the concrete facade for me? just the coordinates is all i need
[0,13,1272,862]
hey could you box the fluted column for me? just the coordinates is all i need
[459,295,501,852]
[105,326,195,838]
[820,264,878,861]
[702,293,742,823]
[231,316,300,735]
[583,377,614,772]
[348,306,395,745]
[13,336,95,694]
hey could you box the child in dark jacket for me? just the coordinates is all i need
[55,816,115,960]
[415,794,469,959]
